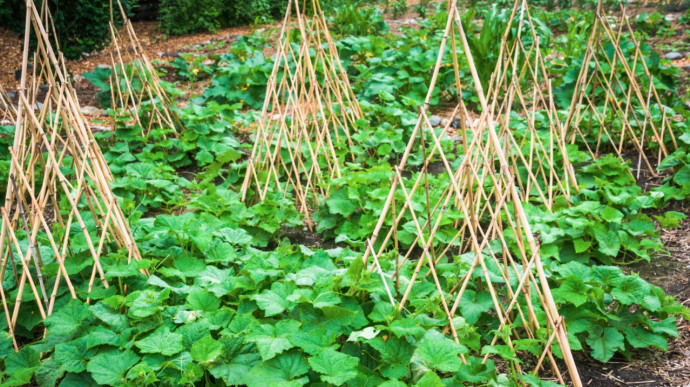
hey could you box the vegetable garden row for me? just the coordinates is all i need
[0,0,689,385]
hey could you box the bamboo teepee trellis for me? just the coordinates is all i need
[240,0,362,228]
[0,0,145,350]
[486,0,577,210]
[362,1,581,384]
[563,0,676,178]
[106,0,181,138]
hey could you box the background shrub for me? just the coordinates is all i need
[0,0,135,60]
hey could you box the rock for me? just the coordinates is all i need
[429,115,442,127]
[665,52,684,60]
[82,52,90,58]
[90,125,110,133]
[38,84,50,92]
[203,60,214,66]
[34,102,44,111]
[96,64,112,70]
[451,117,461,129]
[7,91,16,99]
[440,118,449,127]
[201,41,211,46]
[81,106,105,116]
[72,74,84,83]
[158,52,179,58]
[664,14,676,22]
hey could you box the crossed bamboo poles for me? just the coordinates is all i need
[240,0,362,229]
[107,0,181,139]
[485,0,578,210]
[563,0,676,179]
[361,0,582,384]
[0,85,15,125]
[0,0,146,350]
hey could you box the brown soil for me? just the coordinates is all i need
[0,21,263,93]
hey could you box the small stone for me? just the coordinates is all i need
[451,117,461,129]
[34,102,44,111]
[90,125,110,133]
[202,60,214,66]
[72,74,84,83]
[429,115,442,127]
[7,91,16,99]
[81,52,90,58]
[201,41,211,46]
[440,118,449,127]
[38,84,50,92]
[96,64,112,70]
[157,52,166,57]
[81,105,105,116]
[664,14,675,22]
[665,52,684,60]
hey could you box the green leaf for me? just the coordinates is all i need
[5,347,39,376]
[586,326,624,362]
[308,347,359,386]
[648,317,679,337]
[191,335,224,364]
[594,230,620,257]
[215,227,253,245]
[35,357,63,387]
[86,326,126,349]
[209,352,261,385]
[458,290,494,324]
[554,276,589,307]
[415,371,444,387]
[253,282,296,317]
[86,349,140,386]
[414,330,467,372]
[623,325,668,350]
[481,344,519,362]
[55,339,90,373]
[326,188,357,217]
[611,276,650,305]
[456,356,496,383]
[45,299,91,336]
[600,206,624,223]
[654,211,687,228]
[186,290,221,312]
[573,238,592,253]
[246,320,300,361]
[369,336,414,379]
[244,352,309,387]
[134,326,184,356]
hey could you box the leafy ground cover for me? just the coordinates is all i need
[2,0,690,386]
